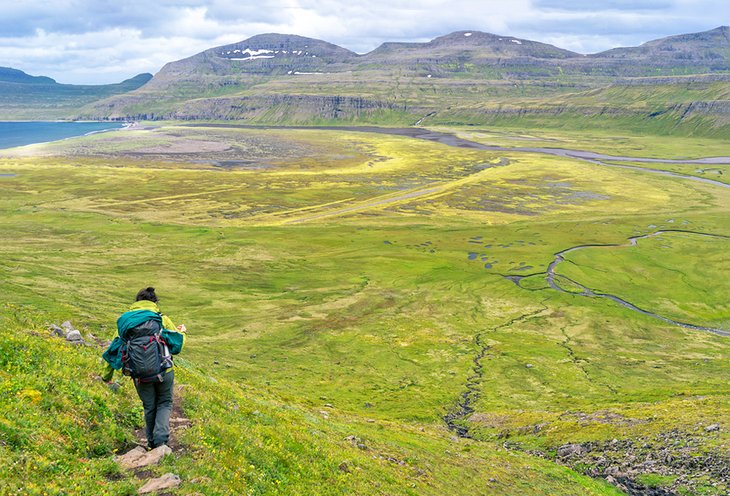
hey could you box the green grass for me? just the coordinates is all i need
[0,306,141,495]
[0,124,728,494]
[635,473,678,489]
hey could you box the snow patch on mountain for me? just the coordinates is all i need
[229,55,275,61]
[221,47,314,60]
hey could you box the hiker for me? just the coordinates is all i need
[101,287,187,449]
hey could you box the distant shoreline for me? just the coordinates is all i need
[0,121,127,151]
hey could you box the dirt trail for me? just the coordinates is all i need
[121,383,190,493]
[133,383,191,452]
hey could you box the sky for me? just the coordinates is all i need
[0,0,728,85]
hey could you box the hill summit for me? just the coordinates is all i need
[151,33,357,84]
[369,30,580,60]
[0,67,56,84]
[135,25,730,88]
[594,25,730,62]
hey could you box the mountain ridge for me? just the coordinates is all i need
[120,25,730,88]
[142,25,730,89]
[2,26,729,132]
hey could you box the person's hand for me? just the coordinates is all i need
[106,381,120,393]
[177,324,187,333]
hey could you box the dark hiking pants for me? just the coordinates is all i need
[134,369,174,448]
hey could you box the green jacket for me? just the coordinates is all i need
[101,300,186,382]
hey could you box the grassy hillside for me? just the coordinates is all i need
[0,72,152,120]
[0,307,622,495]
[417,77,730,136]
[0,124,728,494]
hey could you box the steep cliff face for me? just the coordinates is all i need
[90,94,417,123]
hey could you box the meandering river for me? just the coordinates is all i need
[533,230,730,336]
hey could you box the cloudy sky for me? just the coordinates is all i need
[1,0,728,84]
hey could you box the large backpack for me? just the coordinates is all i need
[121,318,173,383]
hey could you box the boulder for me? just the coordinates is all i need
[49,324,67,338]
[557,443,585,458]
[116,446,146,469]
[138,473,181,494]
[116,445,172,470]
[65,329,85,345]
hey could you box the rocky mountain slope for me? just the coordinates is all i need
[150,34,357,85]
[6,27,730,134]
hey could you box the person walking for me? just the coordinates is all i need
[101,287,186,449]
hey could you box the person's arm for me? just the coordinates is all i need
[100,339,120,389]
[101,337,123,372]
[100,361,115,382]
[162,314,185,332]
[161,314,186,354]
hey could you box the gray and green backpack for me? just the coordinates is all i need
[121,318,173,383]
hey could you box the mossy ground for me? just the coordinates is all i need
[0,124,727,494]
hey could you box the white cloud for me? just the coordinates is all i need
[0,28,221,84]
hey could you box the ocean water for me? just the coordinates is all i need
[0,121,124,149]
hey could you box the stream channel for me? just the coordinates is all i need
[542,230,730,337]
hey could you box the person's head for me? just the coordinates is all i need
[135,287,158,303]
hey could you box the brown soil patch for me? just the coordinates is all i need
[134,140,232,154]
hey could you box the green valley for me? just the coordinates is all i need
[1,122,727,495]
